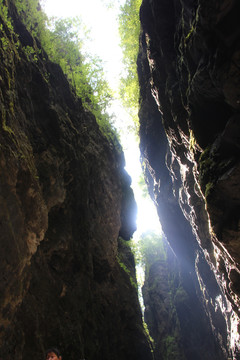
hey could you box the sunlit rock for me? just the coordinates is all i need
[138,0,240,358]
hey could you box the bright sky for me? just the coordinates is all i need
[41,0,162,237]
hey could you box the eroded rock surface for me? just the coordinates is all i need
[138,0,240,359]
[0,2,151,359]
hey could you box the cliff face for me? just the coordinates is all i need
[143,240,226,360]
[0,3,152,359]
[138,0,240,359]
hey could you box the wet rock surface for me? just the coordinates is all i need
[138,0,240,358]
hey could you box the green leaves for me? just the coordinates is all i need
[0,0,10,25]
[12,0,120,148]
[23,45,39,62]
[131,231,165,273]
[0,0,14,31]
[42,16,118,145]
[118,0,142,126]
[42,17,120,146]
[14,0,47,38]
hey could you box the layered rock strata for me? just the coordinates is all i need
[138,0,240,359]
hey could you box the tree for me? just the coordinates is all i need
[13,0,120,148]
[131,231,166,274]
[118,0,142,127]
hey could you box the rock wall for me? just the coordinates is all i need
[143,238,225,360]
[138,0,240,359]
[0,2,152,359]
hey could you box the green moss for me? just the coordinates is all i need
[143,321,155,352]
[1,107,14,135]
[189,129,196,153]
[174,287,188,305]
[205,182,214,200]
[23,45,39,63]
[183,6,199,48]
[0,0,14,31]
[198,147,215,193]
[9,101,14,114]
[163,335,181,359]
[117,255,138,290]
[184,25,195,45]
[0,35,8,50]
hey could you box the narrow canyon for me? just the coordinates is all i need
[0,0,239,359]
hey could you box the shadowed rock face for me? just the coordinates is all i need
[0,3,151,359]
[138,0,240,359]
[143,240,227,360]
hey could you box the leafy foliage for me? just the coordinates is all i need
[118,0,142,126]
[42,18,112,112]
[0,0,14,30]
[131,231,166,273]
[14,0,47,38]
[12,0,120,147]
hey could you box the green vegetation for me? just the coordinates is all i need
[163,335,182,360]
[118,0,142,127]
[0,0,15,31]
[9,0,120,147]
[142,320,155,352]
[174,287,188,305]
[118,236,155,350]
[40,16,119,146]
[0,1,20,56]
[198,147,215,199]
[189,129,196,153]
[23,45,39,62]
[131,231,166,276]
[0,0,21,137]
[117,251,138,290]
[137,173,149,198]
[117,257,138,289]
[14,0,47,38]
[133,231,188,360]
